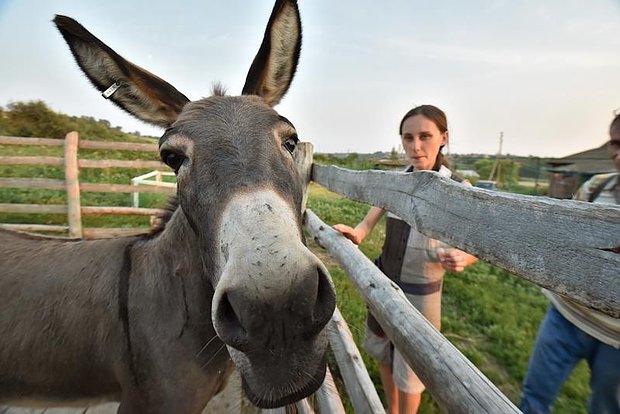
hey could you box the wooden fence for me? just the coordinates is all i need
[0,133,174,238]
[1,138,618,413]
[295,143,620,413]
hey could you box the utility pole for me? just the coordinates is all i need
[488,132,503,181]
[534,156,540,195]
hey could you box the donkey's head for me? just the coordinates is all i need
[54,0,336,407]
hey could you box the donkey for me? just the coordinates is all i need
[0,1,336,412]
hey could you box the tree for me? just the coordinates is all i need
[473,158,519,187]
[3,101,71,138]
[0,100,154,142]
[473,159,494,181]
[390,146,399,161]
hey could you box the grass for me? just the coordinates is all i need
[0,143,590,413]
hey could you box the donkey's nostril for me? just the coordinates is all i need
[307,265,336,339]
[214,291,249,351]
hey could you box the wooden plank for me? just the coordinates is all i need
[83,403,119,414]
[0,136,158,153]
[325,307,384,414]
[294,399,314,414]
[0,203,67,214]
[79,140,158,152]
[260,409,286,414]
[0,407,50,414]
[312,165,620,317]
[0,408,46,414]
[129,180,176,188]
[0,224,151,240]
[0,136,64,147]
[80,183,176,194]
[64,132,82,238]
[82,227,151,239]
[80,206,163,216]
[202,370,261,414]
[0,156,64,166]
[0,178,65,191]
[41,408,86,414]
[0,179,174,194]
[0,224,68,233]
[305,209,521,414]
[0,204,162,217]
[78,159,164,169]
[315,367,346,414]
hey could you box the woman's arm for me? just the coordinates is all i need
[437,248,478,272]
[333,206,385,245]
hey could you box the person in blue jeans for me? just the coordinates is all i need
[519,114,620,414]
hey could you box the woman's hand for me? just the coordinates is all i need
[333,224,364,245]
[437,248,478,272]
[332,207,384,246]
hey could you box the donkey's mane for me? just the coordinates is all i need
[148,196,180,236]
[212,83,227,97]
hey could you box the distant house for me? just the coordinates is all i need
[547,142,614,198]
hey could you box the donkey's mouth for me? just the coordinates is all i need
[240,351,328,408]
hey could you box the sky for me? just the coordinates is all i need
[1,0,620,158]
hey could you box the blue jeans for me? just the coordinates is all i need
[519,305,620,414]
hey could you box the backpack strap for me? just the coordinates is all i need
[588,174,617,202]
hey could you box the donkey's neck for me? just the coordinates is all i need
[144,206,231,376]
[134,206,217,331]
[139,206,214,298]
[149,207,202,263]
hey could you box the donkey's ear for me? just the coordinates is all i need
[241,0,301,107]
[54,15,190,128]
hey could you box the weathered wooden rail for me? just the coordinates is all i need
[0,133,174,238]
[311,164,620,318]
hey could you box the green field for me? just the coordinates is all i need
[0,144,590,414]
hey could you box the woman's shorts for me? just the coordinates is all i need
[362,287,442,394]
[362,322,426,394]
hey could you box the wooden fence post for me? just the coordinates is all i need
[315,366,346,414]
[326,307,384,413]
[64,131,82,238]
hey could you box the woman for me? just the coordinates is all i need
[333,105,478,414]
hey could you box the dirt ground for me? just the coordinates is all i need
[0,372,261,414]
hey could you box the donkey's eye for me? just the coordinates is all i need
[161,150,187,173]
[282,135,299,155]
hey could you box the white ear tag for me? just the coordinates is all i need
[102,82,121,99]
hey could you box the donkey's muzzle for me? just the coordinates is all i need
[213,259,335,351]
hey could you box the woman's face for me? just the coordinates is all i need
[401,114,448,171]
